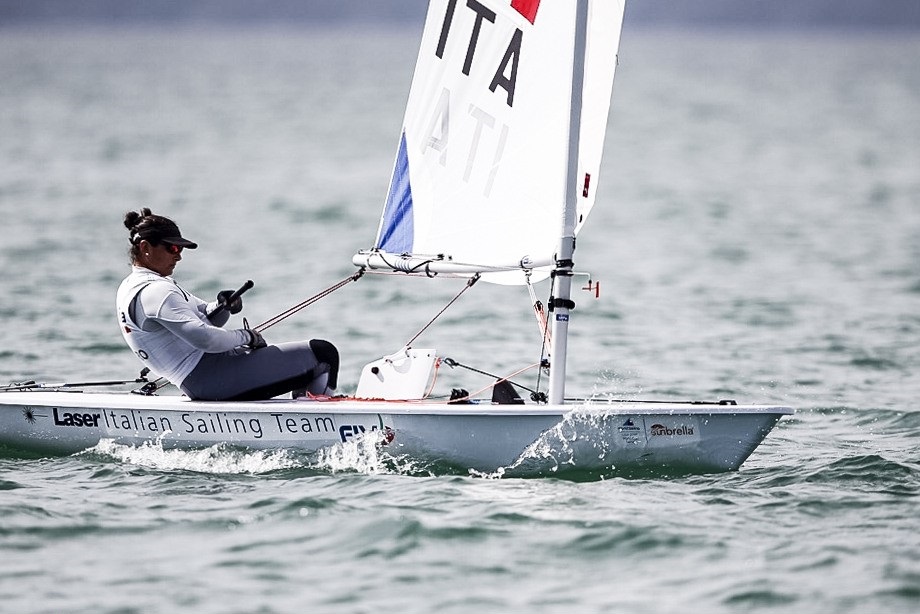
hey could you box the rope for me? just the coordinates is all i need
[526,275,551,346]
[403,274,479,347]
[442,357,540,395]
[368,251,443,277]
[440,361,542,403]
[533,272,558,394]
[255,270,364,332]
[423,357,443,399]
[525,275,552,399]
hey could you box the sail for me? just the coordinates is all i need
[366,0,626,284]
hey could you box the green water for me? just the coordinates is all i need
[0,24,918,614]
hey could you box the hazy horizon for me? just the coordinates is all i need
[1,0,919,29]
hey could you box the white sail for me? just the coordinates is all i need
[363,0,626,284]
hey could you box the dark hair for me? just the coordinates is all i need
[124,208,197,261]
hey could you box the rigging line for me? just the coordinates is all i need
[437,362,541,402]
[442,357,540,395]
[403,274,480,348]
[522,274,552,401]
[255,270,364,332]
[374,250,443,275]
[534,271,557,393]
[422,357,443,399]
[525,274,551,346]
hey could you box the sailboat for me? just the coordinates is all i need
[0,0,792,474]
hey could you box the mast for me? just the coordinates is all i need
[548,0,590,405]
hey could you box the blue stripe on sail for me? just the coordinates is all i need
[377,132,414,254]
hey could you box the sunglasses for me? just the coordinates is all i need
[161,243,183,255]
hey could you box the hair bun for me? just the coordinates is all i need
[123,208,153,231]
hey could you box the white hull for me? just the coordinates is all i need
[0,391,792,473]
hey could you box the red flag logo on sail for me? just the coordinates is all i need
[511,0,540,24]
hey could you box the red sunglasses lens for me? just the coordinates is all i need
[165,244,182,255]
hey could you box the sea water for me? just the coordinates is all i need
[0,22,918,614]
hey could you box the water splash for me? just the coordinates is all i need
[84,433,443,478]
[311,430,434,476]
[84,438,298,475]
[312,430,389,474]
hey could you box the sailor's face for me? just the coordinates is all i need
[138,240,182,276]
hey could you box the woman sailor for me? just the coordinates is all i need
[116,208,338,401]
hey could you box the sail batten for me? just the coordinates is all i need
[365,1,626,285]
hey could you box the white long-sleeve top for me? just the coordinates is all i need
[116,266,250,385]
